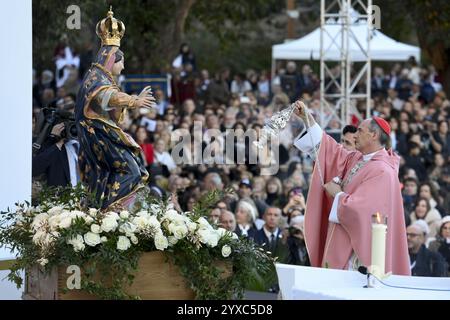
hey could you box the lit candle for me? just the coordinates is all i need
[370,212,387,279]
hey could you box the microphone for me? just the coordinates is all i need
[358,266,369,275]
[357,266,374,288]
[357,266,450,292]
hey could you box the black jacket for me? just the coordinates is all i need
[287,236,310,266]
[410,244,448,277]
[254,228,287,258]
[234,225,257,240]
[32,144,71,187]
[429,239,450,276]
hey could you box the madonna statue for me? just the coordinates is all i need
[75,7,155,210]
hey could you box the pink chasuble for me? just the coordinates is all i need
[295,128,410,276]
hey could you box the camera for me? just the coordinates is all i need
[288,226,302,236]
[33,99,77,151]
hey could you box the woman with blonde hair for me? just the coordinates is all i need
[265,177,285,207]
[252,176,267,201]
[234,200,258,239]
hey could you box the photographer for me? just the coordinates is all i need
[32,118,80,188]
[286,216,310,266]
[281,187,306,227]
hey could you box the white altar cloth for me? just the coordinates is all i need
[276,263,450,300]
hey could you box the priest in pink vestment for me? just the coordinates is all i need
[293,101,410,276]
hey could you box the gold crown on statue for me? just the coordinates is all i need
[96,6,125,47]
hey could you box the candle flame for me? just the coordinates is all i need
[376,212,381,224]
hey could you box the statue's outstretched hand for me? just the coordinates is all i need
[135,96,156,109]
[139,86,153,98]
[136,86,157,109]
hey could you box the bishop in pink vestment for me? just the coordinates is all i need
[293,102,410,276]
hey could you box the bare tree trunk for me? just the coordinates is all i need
[154,0,197,71]
[416,32,450,95]
[408,0,450,94]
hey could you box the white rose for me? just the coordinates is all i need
[84,232,101,247]
[168,236,178,246]
[173,225,188,240]
[101,236,108,242]
[208,232,220,247]
[136,210,150,218]
[197,217,210,228]
[48,215,61,230]
[221,245,232,258]
[148,216,161,229]
[197,228,212,245]
[217,227,227,238]
[117,235,131,251]
[101,217,118,232]
[59,216,73,229]
[187,222,197,233]
[67,235,85,252]
[47,206,63,216]
[84,216,94,225]
[197,228,220,247]
[172,214,185,224]
[154,234,169,251]
[120,211,130,219]
[31,213,49,230]
[88,208,98,217]
[91,224,101,234]
[132,216,148,231]
[70,210,86,220]
[165,209,179,220]
[105,211,120,220]
[130,234,138,245]
[167,222,177,234]
[119,221,137,236]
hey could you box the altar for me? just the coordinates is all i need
[276,263,450,300]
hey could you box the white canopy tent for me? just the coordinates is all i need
[271,19,421,128]
[272,21,421,64]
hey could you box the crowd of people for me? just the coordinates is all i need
[32,41,450,283]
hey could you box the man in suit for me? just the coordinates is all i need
[32,122,80,188]
[254,207,288,293]
[254,207,288,257]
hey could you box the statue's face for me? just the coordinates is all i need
[112,58,124,76]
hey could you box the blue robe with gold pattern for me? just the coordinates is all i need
[75,46,148,210]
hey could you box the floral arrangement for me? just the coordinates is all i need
[0,186,274,300]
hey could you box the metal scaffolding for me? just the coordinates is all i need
[319,0,372,132]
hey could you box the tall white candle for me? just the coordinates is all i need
[370,212,387,279]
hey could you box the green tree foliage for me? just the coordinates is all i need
[373,0,450,92]
[33,0,284,74]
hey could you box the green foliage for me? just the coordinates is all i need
[0,185,274,300]
[170,187,274,299]
[373,0,450,46]
[32,0,285,73]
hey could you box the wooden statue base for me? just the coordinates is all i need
[22,251,195,300]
